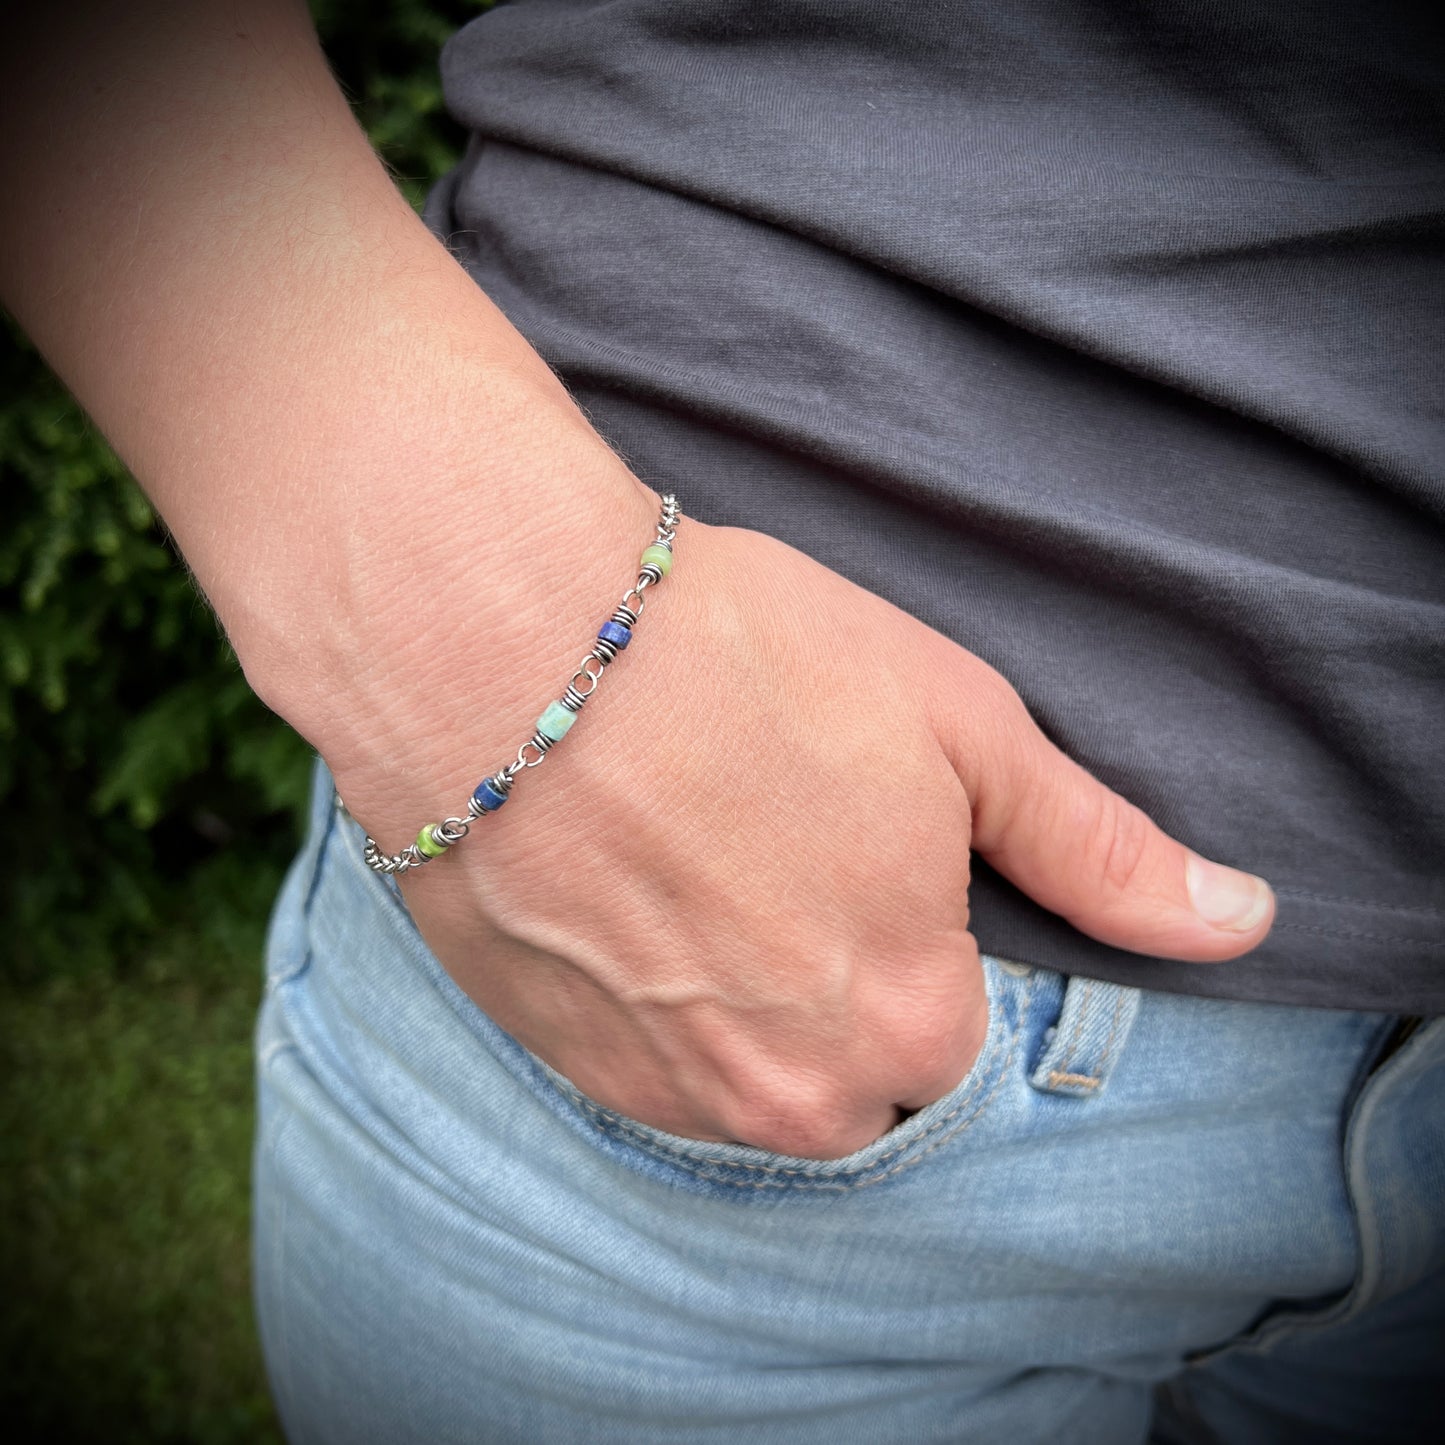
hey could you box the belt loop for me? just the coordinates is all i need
[1029,974,1142,1098]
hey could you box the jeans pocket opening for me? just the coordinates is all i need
[535,958,1033,1195]
[312,754,1030,1197]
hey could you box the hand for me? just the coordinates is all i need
[331,510,1275,1160]
[0,0,1274,1163]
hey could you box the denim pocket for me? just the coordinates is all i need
[525,954,1031,1194]
[322,761,1031,1196]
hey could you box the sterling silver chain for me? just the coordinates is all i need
[351,494,681,875]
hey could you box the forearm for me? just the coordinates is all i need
[0,0,654,766]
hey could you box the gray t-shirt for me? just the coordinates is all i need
[423,0,1445,1013]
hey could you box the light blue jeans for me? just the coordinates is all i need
[253,761,1443,1443]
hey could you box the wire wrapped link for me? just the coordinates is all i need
[467,770,516,817]
[362,494,680,874]
[568,658,605,697]
[363,836,426,875]
[514,738,549,769]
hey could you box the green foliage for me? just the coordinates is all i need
[0,326,308,984]
[2,4,501,1438]
[0,963,283,1443]
[0,0,492,985]
[312,0,494,211]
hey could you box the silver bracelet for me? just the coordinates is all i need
[353,493,681,875]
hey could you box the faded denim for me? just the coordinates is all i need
[253,760,1443,1442]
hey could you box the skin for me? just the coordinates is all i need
[0,0,1274,1159]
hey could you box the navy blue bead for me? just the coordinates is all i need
[472,778,509,812]
[598,620,633,649]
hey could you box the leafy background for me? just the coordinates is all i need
[1,4,492,1439]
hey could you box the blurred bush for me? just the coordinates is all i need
[3,8,498,1441]
[0,0,492,984]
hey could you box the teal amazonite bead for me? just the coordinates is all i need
[414,825,448,859]
[640,543,673,576]
[536,700,577,742]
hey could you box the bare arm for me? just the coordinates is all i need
[0,0,1273,1159]
[0,0,656,766]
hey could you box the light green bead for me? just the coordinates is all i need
[536,699,577,742]
[640,542,673,576]
[415,824,448,859]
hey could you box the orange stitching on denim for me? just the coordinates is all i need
[563,967,1012,1177]
[553,970,1013,1178]
[852,1022,1022,1193]
[561,1051,992,1179]
[1046,1071,1099,1090]
[1055,978,1095,1075]
[558,971,1034,1192]
[1091,989,1129,1082]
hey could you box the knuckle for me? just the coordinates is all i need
[725,1078,859,1160]
[875,1006,958,1078]
[875,997,986,1100]
[1089,790,1155,899]
[925,648,1007,738]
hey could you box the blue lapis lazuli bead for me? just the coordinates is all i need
[598,620,632,650]
[472,778,509,812]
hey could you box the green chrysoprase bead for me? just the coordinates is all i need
[536,700,577,742]
[640,543,673,576]
[415,825,448,859]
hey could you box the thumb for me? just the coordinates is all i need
[957,679,1275,963]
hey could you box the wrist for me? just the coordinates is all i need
[231,395,664,824]
[355,492,683,877]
